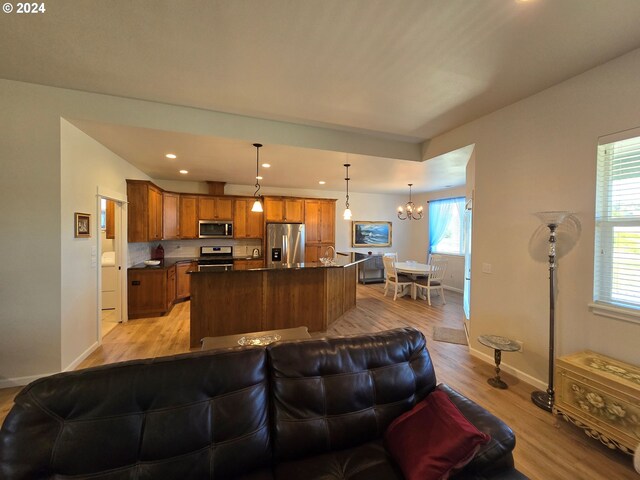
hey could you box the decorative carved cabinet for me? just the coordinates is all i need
[554,350,640,454]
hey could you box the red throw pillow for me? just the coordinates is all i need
[384,390,491,480]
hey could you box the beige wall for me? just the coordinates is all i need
[424,48,640,383]
[0,78,430,384]
[60,119,150,371]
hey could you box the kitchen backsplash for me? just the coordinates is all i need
[128,239,262,264]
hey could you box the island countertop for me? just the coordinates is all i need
[187,252,372,273]
[188,252,369,346]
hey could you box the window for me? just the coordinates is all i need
[429,197,465,255]
[593,131,640,316]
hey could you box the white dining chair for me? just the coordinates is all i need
[414,260,447,306]
[382,255,413,300]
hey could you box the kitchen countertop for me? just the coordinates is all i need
[129,256,199,270]
[188,252,373,273]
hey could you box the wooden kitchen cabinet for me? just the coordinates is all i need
[198,196,233,220]
[128,266,175,318]
[304,199,336,244]
[105,199,115,239]
[179,195,198,239]
[234,259,264,270]
[233,198,263,238]
[305,199,336,263]
[127,180,163,242]
[264,197,305,223]
[162,192,180,240]
[176,261,196,300]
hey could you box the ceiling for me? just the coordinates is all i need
[3,0,640,193]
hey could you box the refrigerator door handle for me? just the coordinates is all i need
[283,235,288,263]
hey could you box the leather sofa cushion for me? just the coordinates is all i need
[268,328,437,462]
[275,439,403,480]
[0,348,271,479]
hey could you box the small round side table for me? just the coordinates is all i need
[477,335,521,389]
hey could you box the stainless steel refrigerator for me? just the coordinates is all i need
[266,223,305,267]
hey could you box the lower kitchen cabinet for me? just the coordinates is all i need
[176,261,196,300]
[128,265,176,319]
[234,259,264,270]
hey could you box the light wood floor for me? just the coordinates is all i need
[0,285,636,479]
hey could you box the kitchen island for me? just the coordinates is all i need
[188,253,372,347]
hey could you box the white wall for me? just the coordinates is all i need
[424,48,640,382]
[60,119,150,370]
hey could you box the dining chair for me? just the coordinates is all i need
[414,260,447,306]
[382,255,413,300]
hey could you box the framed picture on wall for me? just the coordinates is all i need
[352,221,392,247]
[74,212,91,238]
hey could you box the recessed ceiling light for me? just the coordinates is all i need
[256,175,263,180]
[318,181,326,185]
[179,169,188,174]
[262,163,271,168]
[166,153,177,159]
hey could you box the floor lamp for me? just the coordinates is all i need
[531,211,571,412]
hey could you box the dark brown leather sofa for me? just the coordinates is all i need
[0,328,527,479]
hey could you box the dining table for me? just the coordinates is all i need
[394,261,433,299]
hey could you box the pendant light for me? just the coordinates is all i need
[343,163,352,220]
[397,183,423,220]
[251,143,263,213]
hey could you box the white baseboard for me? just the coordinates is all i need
[443,285,463,293]
[0,372,59,389]
[469,346,547,391]
[63,341,99,372]
[0,342,99,389]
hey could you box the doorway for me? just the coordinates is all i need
[98,195,125,339]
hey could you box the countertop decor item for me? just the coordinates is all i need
[251,143,264,213]
[144,260,161,266]
[531,210,572,412]
[397,183,423,220]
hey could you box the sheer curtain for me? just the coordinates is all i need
[429,197,464,254]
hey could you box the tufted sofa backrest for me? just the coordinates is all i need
[0,348,271,479]
[267,327,436,461]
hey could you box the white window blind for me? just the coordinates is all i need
[594,133,640,311]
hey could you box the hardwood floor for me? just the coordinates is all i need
[0,285,636,479]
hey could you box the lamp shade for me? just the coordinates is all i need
[343,208,352,220]
[534,211,571,226]
[251,198,263,213]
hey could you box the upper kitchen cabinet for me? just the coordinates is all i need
[264,197,305,223]
[233,198,263,238]
[304,199,336,244]
[162,192,180,240]
[127,180,163,242]
[198,196,233,220]
[179,195,198,239]
[105,199,115,240]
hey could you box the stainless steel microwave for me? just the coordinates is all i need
[198,221,233,238]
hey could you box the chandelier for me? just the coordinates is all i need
[397,184,423,220]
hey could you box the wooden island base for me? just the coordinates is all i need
[189,264,358,347]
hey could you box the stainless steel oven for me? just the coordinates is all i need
[197,246,234,271]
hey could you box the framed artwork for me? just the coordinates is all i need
[74,212,91,238]
[352,221,392,247]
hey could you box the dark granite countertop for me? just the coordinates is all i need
[129,256,199,270]
[188,252,373,273]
